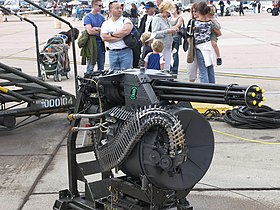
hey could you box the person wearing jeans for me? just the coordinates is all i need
[109,48,133,71]
[84,0,105,73]
[170,4,184,74]
[101,1,133,71]
[193,2,221,83]
[86,42,105,73]
[171,36,180,74]
[196,47,215,83]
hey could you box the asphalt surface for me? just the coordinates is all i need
[0,10,280,210]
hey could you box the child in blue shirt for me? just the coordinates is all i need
[144,40,165,70]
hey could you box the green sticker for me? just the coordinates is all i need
[130,86,138,100]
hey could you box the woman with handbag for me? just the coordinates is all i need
[193,1,221,83]
[186,3,198,82]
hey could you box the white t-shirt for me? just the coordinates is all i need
[101,17,132,50]
[145,15,154,32]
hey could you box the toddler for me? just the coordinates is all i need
[208,5,222,65]
[144,40,165,70]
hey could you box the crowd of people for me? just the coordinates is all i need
[79,0,223,84]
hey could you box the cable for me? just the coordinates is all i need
[203,109,224,121]
[224,105,280,129]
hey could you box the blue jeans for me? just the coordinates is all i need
[86,41,105,74]
[196,48,215,83]
[130,17,137,25]
[171,36,181,74]
[109,48,133,71]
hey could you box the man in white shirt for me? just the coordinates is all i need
[101,1,133,71]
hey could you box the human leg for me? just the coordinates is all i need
[96,42,105,71]
[211,40,222,65]
[196,49,209,83]
[109,51,121,71]
[131,17,136,25]
[211,40,220,57]
[186,58,198,82]
[162,48,172,71]
[86,59,94,74]
[118,48,133,70]
[207,65,215,83]
[171,38,180,74]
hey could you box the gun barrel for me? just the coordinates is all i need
[153,80,264,108]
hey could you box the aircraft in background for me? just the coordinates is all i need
[3,0,20,12]
[0,0,51,22]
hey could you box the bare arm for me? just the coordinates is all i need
[211,18,221,30]
[85,24,101,35]
[101,33,122,42]
[174,16,184,29]
[102,21,133,42]
[111,22,133,38]
[211,18,221,37]
[214,28,222,37]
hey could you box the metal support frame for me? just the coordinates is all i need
[0,62,75,130]
[0,5,41,77]
[53,87,109,209]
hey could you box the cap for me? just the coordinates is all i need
[145,32,156,42]
[144,2,155,9]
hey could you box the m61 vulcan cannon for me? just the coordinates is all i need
[54,69,264,210]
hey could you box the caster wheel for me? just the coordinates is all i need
[57,74,62,82]
[66,71,70,79]
[42,73,46,81]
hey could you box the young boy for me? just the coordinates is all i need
[144,40,165,70]
[208,5,222,65]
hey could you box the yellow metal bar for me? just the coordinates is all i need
[191,102,232,115]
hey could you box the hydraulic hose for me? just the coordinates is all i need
[223,105,280,129]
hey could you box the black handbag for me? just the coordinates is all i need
[179,19,195,52]
[181,30,189,52]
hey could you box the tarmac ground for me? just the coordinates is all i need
[0,10,280,210]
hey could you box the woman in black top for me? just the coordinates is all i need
[130,3,138,25]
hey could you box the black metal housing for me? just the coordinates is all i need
[54,69,264,210]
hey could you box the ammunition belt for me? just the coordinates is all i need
[95,106,185,172]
